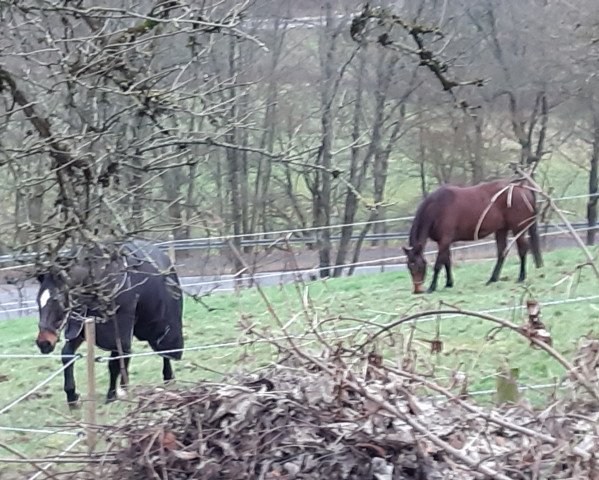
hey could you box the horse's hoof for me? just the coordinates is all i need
[445,284,453,289]
[486,279,497,285]
[426,288,436,294]
[67,394,80,411]
[116,387,127,399]
[106,391,117,404]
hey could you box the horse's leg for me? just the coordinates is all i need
[119,357,131,397]
[516,234,529,283]
[62,338,83,409]
[162,357,174,383]
[107,351,119,402]
[107,308,135,402]
[428,243,450,293]
[487,229,508,284]
[444,248,454,288]
[120,357,130,387]
[107,351,130,402]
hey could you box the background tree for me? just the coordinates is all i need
[0,0,597,273]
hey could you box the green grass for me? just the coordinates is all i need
[1,246,599,476]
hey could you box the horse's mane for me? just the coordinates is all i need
[409,195,434,248]
[409,187,457,248]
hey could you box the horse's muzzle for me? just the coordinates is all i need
[36,332,58,354]
[412,283,425,294]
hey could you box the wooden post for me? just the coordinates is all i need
[168,233,176,265]
[84,318,97,453]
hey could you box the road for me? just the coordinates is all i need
[0,263,407,321]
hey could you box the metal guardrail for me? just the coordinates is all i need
[0,232,412,265]
[0,222,589,265]
[156,221,587,251]
[166,231,411,249]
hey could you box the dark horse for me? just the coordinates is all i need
[403,179,543,294]
[35,239,184,407]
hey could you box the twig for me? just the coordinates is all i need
[273,332,513,480]
[377,364,591,459]
[517,167,599,280]
[0,441,58,479]
[351,307,599,400]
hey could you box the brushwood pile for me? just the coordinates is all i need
[86,348,599,480]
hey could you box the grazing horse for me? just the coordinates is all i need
[403,179,543,294]
[35,239,184,407]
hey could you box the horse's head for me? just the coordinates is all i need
[403,245,427,294]
[35,263,89,354]
[35,272,68,353]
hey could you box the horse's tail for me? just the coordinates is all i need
[529,214,543,268]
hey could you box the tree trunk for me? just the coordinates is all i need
[213,153,224,233]
[334,48,366,277]
[28,189,44,249]
[313,2,336,278]
[251,17,286,237]
[370,150,389,246]
[226,146,243,263]
[284,164,308,233]
[183,103,205,239]
[481,5,548,168]
[128,158,144,234]
[239,106,250,253]
[162,169,185,240]
[161,116,187,240]
[348,55,412,273]
[12,167,27,247]
[418,127,428,198]
[588,108,599,245]
[471,114,484,184]
[226,36,244,273]
[362,49,393,251]
[125,116,144,234]
[184,161,198,239]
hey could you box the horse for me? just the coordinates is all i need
[403,178,543,294]
[35,239,184,407]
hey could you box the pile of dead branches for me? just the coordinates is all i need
[85,339,599,480]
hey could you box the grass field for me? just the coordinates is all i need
[1,244,599,477]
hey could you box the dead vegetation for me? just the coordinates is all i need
[75,309,599,480]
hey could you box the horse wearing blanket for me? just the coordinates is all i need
[35,239,184,407]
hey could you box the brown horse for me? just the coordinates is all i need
[403,179,543,294]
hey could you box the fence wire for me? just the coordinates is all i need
[27,437,83,480]
[0,223,595,320]
[0,189,596,268]
[97,293,599,362]
[0,356,79,415]
[1,190,598,474]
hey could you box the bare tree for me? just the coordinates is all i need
[0,1,259,258]
[307,2,341,278]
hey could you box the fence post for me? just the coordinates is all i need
[84,318,97,452]
[168,233,176,265]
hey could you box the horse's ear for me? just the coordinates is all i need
[402,245,412,255]
[36,273,45,283]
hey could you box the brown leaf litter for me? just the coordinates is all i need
[81,356,599,480]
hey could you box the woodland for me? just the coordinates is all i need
[0,0,597,273]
